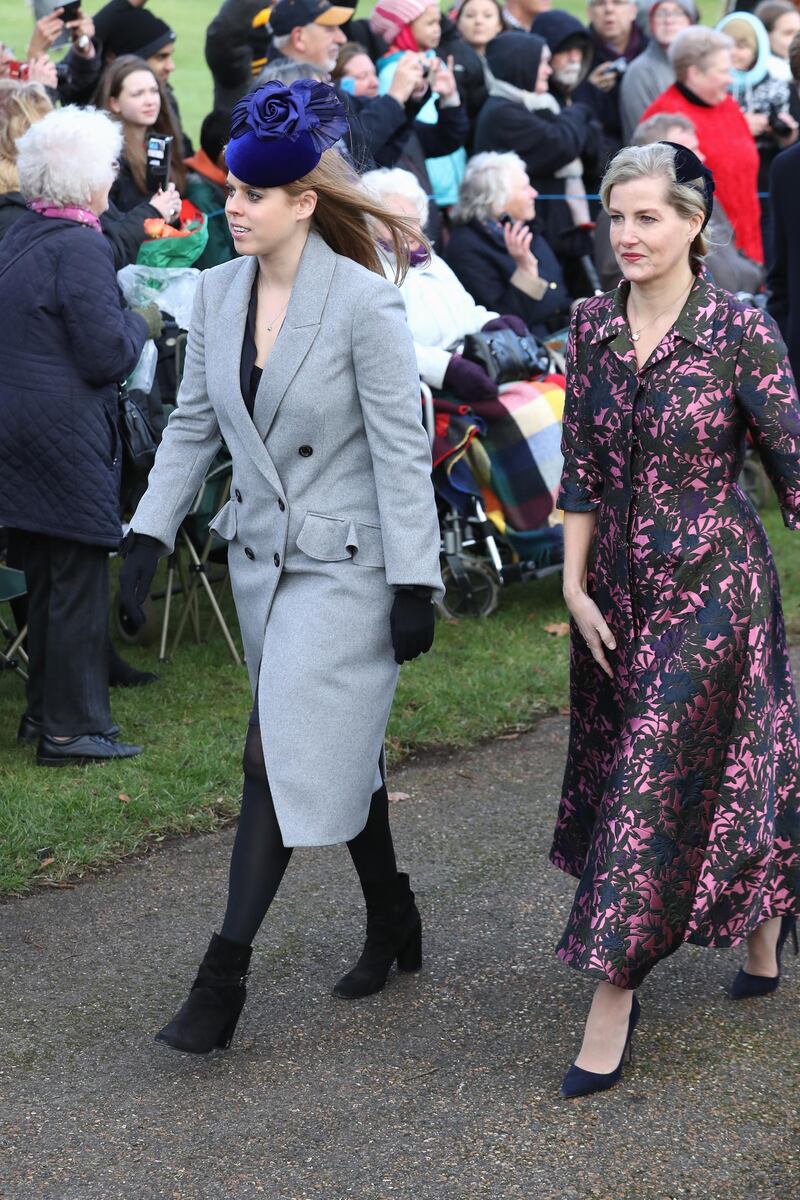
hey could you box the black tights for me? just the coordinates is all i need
[220,722,398,947]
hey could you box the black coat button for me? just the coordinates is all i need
[278,499,285,512]
[235,489,242,502]
[244,547,255,560]
[273,553,280,567]
[298,445,313,457]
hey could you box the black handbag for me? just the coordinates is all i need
[119,385,158,471]
[462,328,551,384]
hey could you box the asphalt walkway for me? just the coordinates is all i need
[2,677,798,1200]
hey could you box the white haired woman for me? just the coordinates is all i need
[444,151,573,340]
[553,141,800,1098]
[641,25,763,263]
[0,106,148,765]
[362,165,523,405]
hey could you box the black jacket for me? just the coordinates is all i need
[205,0,271,113]
[0,212,147,547]
[444,218,572,336]
[474,34,600,272]
[438,16,488,131]
[572,23,648,165]
[0,190,159,269]
[767,142,800,387]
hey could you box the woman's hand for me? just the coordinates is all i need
[387,52,424,104]
[503,220,540,277]
[67,13,96,58]
[27,10,64,59]
[430,54,458,100]
[26,54,58,88]
[443,353,498,404]
[119,533,162,629]
[149,182,181,220]
[774,110,798,143]
[564,586,616,678]
[390,590,435,664]
[745,111,769,137]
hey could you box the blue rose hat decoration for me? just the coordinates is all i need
[226,79,349,188]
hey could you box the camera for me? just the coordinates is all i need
[607,56,627,77]
[145,134,173,196]
[767,103,792,138]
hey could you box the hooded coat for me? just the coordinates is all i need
[474,32,600,285]
[532,9,594,104]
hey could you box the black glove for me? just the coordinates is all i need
[390,589,435,665]
[482,314,529,337]
[118,531,162,628]
[442,353,498,405]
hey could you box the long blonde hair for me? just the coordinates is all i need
[0,80,53,192]
[284,149,428,284]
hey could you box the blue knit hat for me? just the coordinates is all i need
[225,79,349,188]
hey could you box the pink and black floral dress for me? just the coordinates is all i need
[552,273,800,989]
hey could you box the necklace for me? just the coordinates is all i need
[258,275,290,332]
[628,280,693,342]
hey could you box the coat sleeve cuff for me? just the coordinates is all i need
[511,268,549,302]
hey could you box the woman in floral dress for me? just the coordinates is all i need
[553,141,800,1098]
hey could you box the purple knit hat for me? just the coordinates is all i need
[369,0,431,43]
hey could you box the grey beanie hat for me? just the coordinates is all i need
[649,0,699,22]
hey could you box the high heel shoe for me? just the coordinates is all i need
[730,913,798,999]
[560,993,641,1099]
[155,932,252,1053]
[332,872,422,1000]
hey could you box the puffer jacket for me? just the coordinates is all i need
[0,212,147,547]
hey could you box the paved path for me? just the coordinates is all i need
[2,667,799,1200]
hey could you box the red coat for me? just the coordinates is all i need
[642,84,763,264]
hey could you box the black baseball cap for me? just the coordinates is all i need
[269,0,355,37]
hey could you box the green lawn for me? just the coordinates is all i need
[1,506,797,897]
[4,0,730,147]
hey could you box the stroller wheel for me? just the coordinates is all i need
[438,559,500,619]
[113,591,160,647]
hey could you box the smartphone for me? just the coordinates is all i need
[61,1,81,21]
[145,134,173,196]
[338,76,356,95]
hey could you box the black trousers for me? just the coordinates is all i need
[21,531,112,737]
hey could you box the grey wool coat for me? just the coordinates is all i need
[130,230,443,845]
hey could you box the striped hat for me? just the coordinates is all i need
[369,0,431,42]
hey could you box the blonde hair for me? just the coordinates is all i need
[0,80,53,192]
[284,149,428,283]
[600,142,709,267]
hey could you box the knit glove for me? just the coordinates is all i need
[442,353,498,405]
[132,301,164,341]
[390,589,435,665]
[118,531,162,628]
[482,314,529,337]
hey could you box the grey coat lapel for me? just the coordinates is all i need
[251,230,335,440]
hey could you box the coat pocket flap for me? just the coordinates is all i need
[296,513,385,567]
[208,498,237,542]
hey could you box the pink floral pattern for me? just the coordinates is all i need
[551,274,800,989]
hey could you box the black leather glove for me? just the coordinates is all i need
[118,531,162,628]
[482,314,529,337]
[390,589,435,665]
[442,353,498,405]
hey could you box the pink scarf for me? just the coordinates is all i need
[28,199,103,234]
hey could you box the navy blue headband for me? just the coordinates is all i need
[226,79,349,188]
[660,141,715,231]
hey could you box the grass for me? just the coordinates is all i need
[1,505,797,897]
[4,0,731,147]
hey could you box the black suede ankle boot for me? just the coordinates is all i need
[155,933,252,1053]
[333,872,422,1000]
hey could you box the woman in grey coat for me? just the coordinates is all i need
[119,80,443,1055]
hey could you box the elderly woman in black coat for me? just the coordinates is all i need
[444,150,573,337]
[0,106,148,765]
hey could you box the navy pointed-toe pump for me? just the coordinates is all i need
[731,913,798,1000]
[560,993,641,1099]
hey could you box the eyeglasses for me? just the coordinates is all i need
[588,1,633,8]
[651,5,689,18]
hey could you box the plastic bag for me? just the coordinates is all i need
[117,265,200,330]
[124,338,158,394]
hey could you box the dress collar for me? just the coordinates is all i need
[589,269,719,353]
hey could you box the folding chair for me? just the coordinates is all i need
[157,456,242,666]
[0,565,28,680]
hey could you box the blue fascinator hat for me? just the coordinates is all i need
[226,79,349,188]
